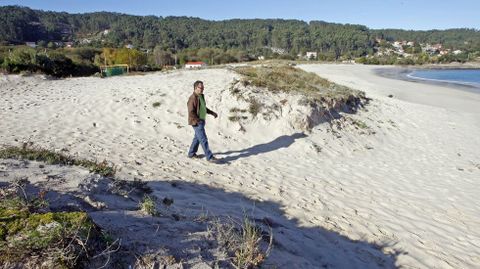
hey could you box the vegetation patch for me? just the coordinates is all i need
[139,195,157,216]
[352,119,369,129]
[0,144,116,177]
[235,65,364,104]
[248,97,262,117]
[1,47,99,77]
[0,183,109,268]
[229,108,247,113]
[228,115,248,122]
[210,215,272,268]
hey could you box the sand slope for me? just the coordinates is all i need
[1,65,479,268]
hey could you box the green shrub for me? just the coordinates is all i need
[1,47,99,77]
[0,195,106,268]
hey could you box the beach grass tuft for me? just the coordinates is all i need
[209,214,272,268]
[0,144,116,177]
[139,195,157,216]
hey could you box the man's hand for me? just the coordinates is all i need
[212,112,218,118]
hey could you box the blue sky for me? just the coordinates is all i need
[1,0,479,30]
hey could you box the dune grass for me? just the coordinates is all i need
[0,144,116,177]
[234,65,364,103]
[0,183,108,268]
[210,214,272,268]
[139,195,157,216]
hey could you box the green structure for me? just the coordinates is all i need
[101,64,129,77]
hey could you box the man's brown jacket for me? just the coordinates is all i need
[187,92,216,126]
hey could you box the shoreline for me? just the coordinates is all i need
[373,66,480,94]
[299,64,480,115]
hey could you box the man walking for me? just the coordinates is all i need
[187,80,220,163]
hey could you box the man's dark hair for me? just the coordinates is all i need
[193,80,203,89]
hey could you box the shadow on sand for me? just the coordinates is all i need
[216,132,307,163]
[0,163,404,268]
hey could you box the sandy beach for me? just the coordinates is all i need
[1,64,479,268]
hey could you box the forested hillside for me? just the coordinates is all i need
[2,5,479,57]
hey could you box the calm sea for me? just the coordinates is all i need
[407,69,480,89]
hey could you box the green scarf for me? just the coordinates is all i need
[199,94,207,120]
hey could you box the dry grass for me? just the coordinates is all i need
[228,115,248,122]
[139,195,157,216]
[230,108,248,113]
[228,107,249,122]
[234,65,364,105]
[233,216,270,268]
[247,98,262,117]
[209,215,273,269]
[352,119,369,129]
[0,143,116,177]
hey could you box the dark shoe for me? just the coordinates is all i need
[207,157,221,164]
[188,153,201,159]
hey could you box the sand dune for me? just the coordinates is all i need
[1,65,479,268]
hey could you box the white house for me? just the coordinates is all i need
[392,41,403,49]
[185,61,207,69]
[25,42,37,48]
[306,51,317,60]
[80,38,92,45]
[269,47,287,55]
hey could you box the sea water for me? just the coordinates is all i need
[407,69,480,89]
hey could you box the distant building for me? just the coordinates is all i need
[25,42,37,48]
[80,38,92,45]
[392,41,403,49]
[125,44,134,49]
[185,61,207,69]
[257,56,265,60]
[306,52,317,60]
[422,43,443,55]
[267,46,287,55]
[65,42,73,48]
[453,50,463,55]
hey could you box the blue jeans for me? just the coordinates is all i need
[188,121,213,160]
